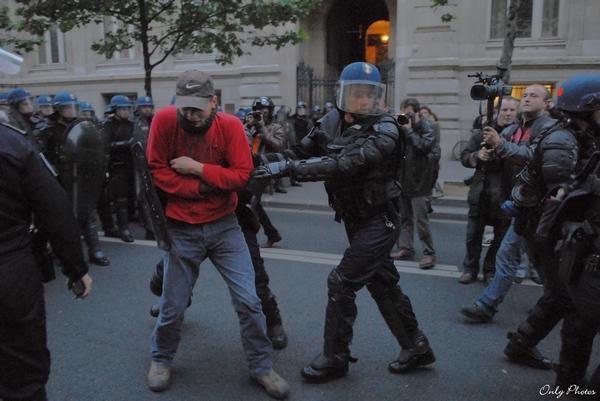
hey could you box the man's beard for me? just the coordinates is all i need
[178,108,217,135]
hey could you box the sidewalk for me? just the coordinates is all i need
[261,160,472,221]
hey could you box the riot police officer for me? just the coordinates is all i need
[6,87,44,147]
[0,120,93,401]
[504,76,599,388]
[290,100,312,145]
[132,95,155,239]
[535,74,600,389]
[100,95,135,243]
[79,101,97,122]
[35,95,54,119]
[253,62,435,382]
[37,91,110,266]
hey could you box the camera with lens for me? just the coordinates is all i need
[396,112,415,126]
[468,71,512,102]
[252,111,263,122]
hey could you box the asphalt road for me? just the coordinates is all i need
[43,209,600,401]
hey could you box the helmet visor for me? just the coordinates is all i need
[336,80,386,116]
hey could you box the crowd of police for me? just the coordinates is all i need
[1,58,600,400]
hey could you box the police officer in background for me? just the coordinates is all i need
[253,62,435,382]
[291,100,312,145]
[99,95,135,243]
[526,75,600,389]
[38,91,110,266]
[6,88,44,147]
[79,101,98,122]
[35,95,54,119]
[0,116,93,401]
[133,95,154,146]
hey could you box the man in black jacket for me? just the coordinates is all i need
[0,121,92,401]
[391,98,437,269]
[458,98,519,284]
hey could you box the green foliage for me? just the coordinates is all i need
[430,0,455,23]
[1,0,319,65]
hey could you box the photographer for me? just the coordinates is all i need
[458,98,519,284]
[391,98,437,269]
[246,97,285,247]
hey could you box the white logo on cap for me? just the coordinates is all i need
[185,83,203,89]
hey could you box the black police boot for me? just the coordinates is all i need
[504,331,552,370]
[301,279,357,383]
[460,302,496,323]
[82,218,110,266]
[301,351,353,383]
[388,330,436,374]
[258,288,287,350]
[116,207,134,243]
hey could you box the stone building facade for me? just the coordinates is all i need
[2,0,599,161]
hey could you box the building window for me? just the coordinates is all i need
[38,25,66,64]
[490,0,561,40]
[102,17,136,61]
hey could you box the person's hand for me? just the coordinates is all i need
[68,273,92,299]
[482,126,501,148]
[170,156,202,176]
[477,147,493,162]
[251,160,290,180]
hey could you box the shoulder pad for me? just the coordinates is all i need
[541,128,577,146]
[373,119,400,136]
[0,121,26,135]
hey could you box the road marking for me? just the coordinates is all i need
[262,207,467,224]
[99,236,541,286]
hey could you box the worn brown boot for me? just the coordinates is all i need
[251,369,290,399]
[419,255,435,269]
[147,361,171,392]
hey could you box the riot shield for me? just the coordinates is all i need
[131,141,171,250]
[63,120,106,222]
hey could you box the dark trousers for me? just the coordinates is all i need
[462,215,509,275]
[254,199,280,241]
[323,213,419,357]
[239,213,283,328]
[518,246,596,384]
[0,252,49,401]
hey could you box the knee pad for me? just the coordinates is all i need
[327,270,355,303]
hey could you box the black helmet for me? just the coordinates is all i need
[555,74,600,113]
[252,96,274,113]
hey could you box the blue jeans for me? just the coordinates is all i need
[150,214,272,375]
[478,220,524,309]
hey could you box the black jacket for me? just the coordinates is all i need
[400,118,435,197]
[0,122,88,280]
[461,128,506,220]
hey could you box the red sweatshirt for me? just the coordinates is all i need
[146,106,253,224]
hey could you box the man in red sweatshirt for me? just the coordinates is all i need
[145,70,289,400]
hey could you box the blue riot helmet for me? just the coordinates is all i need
[79,101,96,119]
[324,101,334,113]
[36,95,53,107]
[110,94,133,109]
[336,62,385,116]
[36,95,54,117]
[296,100,307,116]
[235,108,247,122]
[555,74,600,114]
[7,87,33,106]
[135,95,154,109]
[170,95,176,105]
[53,91,79,120]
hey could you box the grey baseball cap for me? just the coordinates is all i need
[175,70,215,110]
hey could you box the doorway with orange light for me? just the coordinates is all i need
[325,0,391,75]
